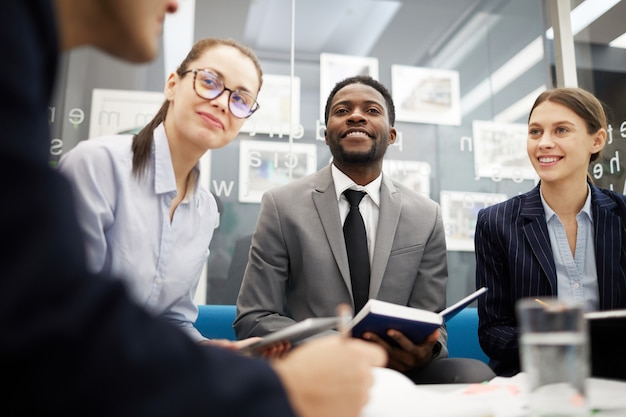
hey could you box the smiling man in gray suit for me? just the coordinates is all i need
[235,75,494,384]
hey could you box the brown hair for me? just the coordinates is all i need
[528,87,607,164]
[131,38,263,177]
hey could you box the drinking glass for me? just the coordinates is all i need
[516,297,589,417]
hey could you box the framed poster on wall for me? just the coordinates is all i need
[89,89,164,138]
[382,159,431,198]
[240,74,301,137]
[238,140,317,203]
[472,120,536,181]
[391,65,461,126]
[440,190,507,252]
[319,53,379,122]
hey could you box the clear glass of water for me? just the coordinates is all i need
[516,297,590,417]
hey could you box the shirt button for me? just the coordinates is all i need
[573,282,580,288]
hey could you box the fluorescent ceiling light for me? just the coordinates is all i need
[430,12,500,70]
[609,32,626,48]
[461,36,544,117]
[244,0,400,56]
[546,0,621,39]
[464,0,620,119]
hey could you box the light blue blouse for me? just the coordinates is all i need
[58,123,218,342]
[540,185,599,312]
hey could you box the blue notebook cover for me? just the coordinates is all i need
[350,310,442,346]
[349,287,487,346]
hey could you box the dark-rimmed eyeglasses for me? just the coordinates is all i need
[181,69,259,119]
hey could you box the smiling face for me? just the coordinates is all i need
[527,100,606,186]
[163,44,261,157]
[324,83,396,170]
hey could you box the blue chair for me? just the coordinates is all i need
[445,307,489,363]
[193,304,490,364]
[194,304,237,340]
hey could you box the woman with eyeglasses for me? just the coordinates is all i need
[57,37,270,351]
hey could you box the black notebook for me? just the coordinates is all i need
[585,309,626,381]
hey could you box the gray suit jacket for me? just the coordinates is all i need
[234,164,449,355]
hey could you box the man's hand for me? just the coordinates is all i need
[362,328,440,373]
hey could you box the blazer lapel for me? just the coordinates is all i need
[311,165,353,293]
[521,185,557,292]
[370,176,400,298]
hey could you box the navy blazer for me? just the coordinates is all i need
[474,183,626,376]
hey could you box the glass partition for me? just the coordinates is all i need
[50,0,624,306]
[565,0,626,192]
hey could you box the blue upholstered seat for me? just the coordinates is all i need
[194,304,237,340]
[193,304,489,364]
[445,307,489,363]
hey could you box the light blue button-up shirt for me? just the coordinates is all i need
[540,185,599,311]
[58,123,218,341]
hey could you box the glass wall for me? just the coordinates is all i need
[564,0,626,192]
[49,0,626,306]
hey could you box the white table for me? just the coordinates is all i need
[361,368,626,417]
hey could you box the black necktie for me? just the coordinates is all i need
[343,189,370,313]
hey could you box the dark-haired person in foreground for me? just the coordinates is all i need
[0,1,385,416]
[235,75,495,384]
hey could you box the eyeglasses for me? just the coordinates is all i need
[181,69,260,119]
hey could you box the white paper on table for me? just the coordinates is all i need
[588,378,626,410]
[361,367,493,417]
[446,375,526,417]
[455,373,626,416]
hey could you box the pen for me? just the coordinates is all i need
[534,298,549,307]
[336,303,353,338]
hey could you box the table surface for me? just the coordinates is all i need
[362,369,626,417]
[421,377,626,417]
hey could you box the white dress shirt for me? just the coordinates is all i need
[331,163,382,265]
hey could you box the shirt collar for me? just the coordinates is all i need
[331,163,382,206]
[540,183,592,222]
[153,123,200,201]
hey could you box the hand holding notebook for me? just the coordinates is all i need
[348,287,488,346]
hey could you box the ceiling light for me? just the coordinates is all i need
[609,32,626,48]
[461,37,544,117]
[545,0,621,39]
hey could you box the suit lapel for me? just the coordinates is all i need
[521,185,557,291]
[370,176,400,298]
[312,166,353,293]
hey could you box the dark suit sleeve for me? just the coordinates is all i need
[474,204,521,375]
[0,1,295,415]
